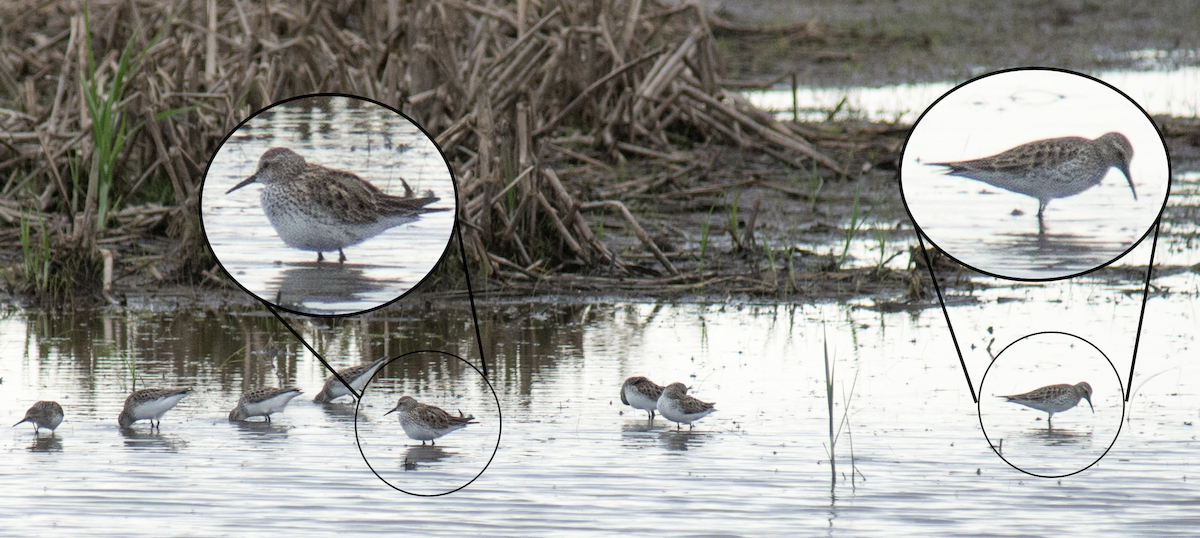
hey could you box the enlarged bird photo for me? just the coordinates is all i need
[977,331,1124,478]
[201,94,457,316]
[900,68,1170,281]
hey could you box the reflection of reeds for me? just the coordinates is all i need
[823,326,863,486]
[824,330,837,481]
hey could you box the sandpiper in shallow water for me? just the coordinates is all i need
[929,133,1135,233]
[657,382,716,430]
[620,376,664,420]
[384,396,477,445]
[998,381,1093,428]
[312,357,388,404]
[13,401,64,434]
[118,388,191,429]
[229,387,303,422]
[226,147,447,263]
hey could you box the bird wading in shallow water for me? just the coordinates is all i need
[227,147,447,263]
[384,396,477,445]
[657,382,716,430]
[118,388,191,430]
[998,381,1094,428]
[13,401,64,435]
[929,133,1135,234]
[620,376,664,420]
[312,357,389,404]
[229,387,303,422]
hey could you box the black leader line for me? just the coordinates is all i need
[1127,220,1161,402]
[916,231,976,402]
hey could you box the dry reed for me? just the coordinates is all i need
[0,0,851,299]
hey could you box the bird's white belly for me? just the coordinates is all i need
[242,392,301,418]
[132,393,188,420]
[623,386,659,412]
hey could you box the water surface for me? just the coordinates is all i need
[3,280,1199,535]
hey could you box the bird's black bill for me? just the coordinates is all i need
[226,175,258,194]
[1120,165,1137,201]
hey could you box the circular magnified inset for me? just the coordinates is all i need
[901,68,1169,281]
[978,331,1124,478]
[200,93,457,316]
[355,351,500,496]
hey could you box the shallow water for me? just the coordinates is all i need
[3,267,1200,536]
[745,65,1200,123]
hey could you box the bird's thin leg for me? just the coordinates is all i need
[338,249,347,263]
[1037,200,1048,236]
[317,251,326,262]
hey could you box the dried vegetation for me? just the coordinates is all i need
[1,0,908,304]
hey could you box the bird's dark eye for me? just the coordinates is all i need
[262,162,270,169]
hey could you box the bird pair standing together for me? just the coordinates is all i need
[621,376,716,430]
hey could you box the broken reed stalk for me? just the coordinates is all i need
[580,200,678,276]
[0,0,847,296]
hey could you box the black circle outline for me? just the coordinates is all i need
[898,67,1172,282]
[977,330,1126,478]
[197,93,461,318]
[353,350,502,496]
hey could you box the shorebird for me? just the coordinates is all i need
[998,381,1094,428]
[929,132,1135,233]
[620,376,664,420]
[226,147,447,263]
[118,388,191,430]
[13,401,64,435]
[384,396,477,445]
[228,387,303,422]
[312,357,388,403]
[657,382,716,430]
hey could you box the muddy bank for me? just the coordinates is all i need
[703,0,1200,86]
